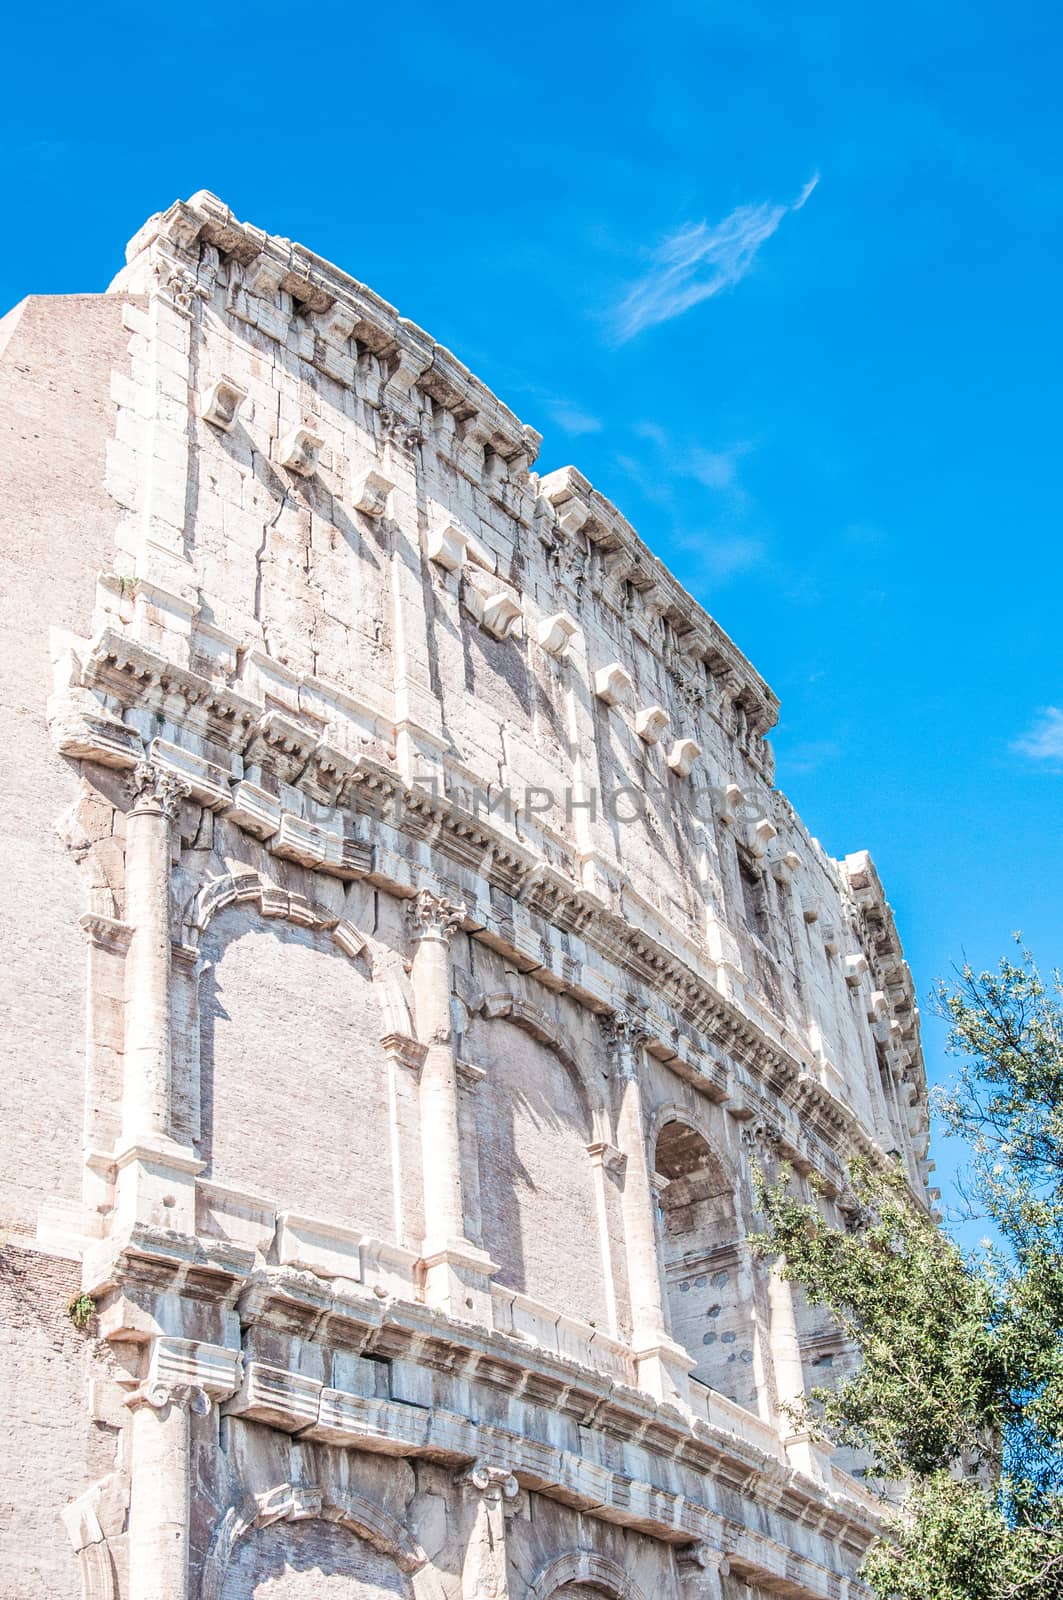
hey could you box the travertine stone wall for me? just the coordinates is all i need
[0,194,933,1599]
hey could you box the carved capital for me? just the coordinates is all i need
[740,1117,784,1158]
[677,1542,731,1585]
[126,1336,242,1416]
[406,888,466,944]
[462,1459,520,1503]
[600,1010,651,1068]
[129,761,190,819]
[126,1378,211,1416]
[153,259,210,315]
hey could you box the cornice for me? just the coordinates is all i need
[109,191,777,738]
[55,626,898,1189]
[89,1228,883,1582]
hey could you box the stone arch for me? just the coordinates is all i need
[186,868,368,962]
[466,989,611,1327]
[200,1483,445,1600]
[470,990,605,1133]
[194,872,398,1236]
[527,1550,648,1600]
[653,1115,756,1409]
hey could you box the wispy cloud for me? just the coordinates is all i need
[698,534,767,580]
[612,175,819,342]
[1013,707,1063,767]
[547,400,603,436]
[630,424,754,507]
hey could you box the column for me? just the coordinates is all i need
[125,1336,241,1600]
[126,1386,198,1600]
[459,1459,519,1600]
[123,761,189,1145]
[115,762,203,1235]
[742,1122,832,1482]
[408,889,497,1321]
[604,1014,693,1406]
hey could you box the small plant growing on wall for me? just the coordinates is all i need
[67,1292,96,1330]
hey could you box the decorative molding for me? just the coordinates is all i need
[528,1551,648,1600]
[200,1482,439,1600]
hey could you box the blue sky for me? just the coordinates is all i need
[3,0,1060,1227]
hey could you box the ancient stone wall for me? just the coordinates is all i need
[0,194,932,1599]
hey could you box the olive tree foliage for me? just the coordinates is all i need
[753,945,1063,1599]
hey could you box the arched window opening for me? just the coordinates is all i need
[654,1121,757,1410]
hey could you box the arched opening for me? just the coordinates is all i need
[654,1121,757,1409]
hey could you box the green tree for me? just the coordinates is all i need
[753,944,1063,1598]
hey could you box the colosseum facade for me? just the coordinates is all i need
[0,193,931,1599]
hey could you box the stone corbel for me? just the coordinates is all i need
[198,376,247,431]
[844,952,870,988]
[666,737,701,777]
[635,704,669,744]
[315,301,359,346]
[770,848,802,885]
[278,425,323,477]
[593,662,633,707]
[463,568,523,640]
[426,520,467,572]
[536,610,579,657]
[479,591,522,641]
[715,782,744,825]
[746,816,777,858]
[351,466,395,517]
[801,896,821,924]
[456,1058,487,1090]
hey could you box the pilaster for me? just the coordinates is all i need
[116,762,203,1233]
[408,890,497,1320]
[459,1459,520,1600]
[604,1014,694,1406]
[124,1336,241,1600]
[677,1543,731,1599]
[742,1121,833,1483]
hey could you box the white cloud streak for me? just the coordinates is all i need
[613,175,819,342]
[1012,707,1063,767]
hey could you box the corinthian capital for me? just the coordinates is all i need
[129,761,190,819]
[599,1010,651,1064]
[406,887,466,943]
[740,1117,784,1158]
